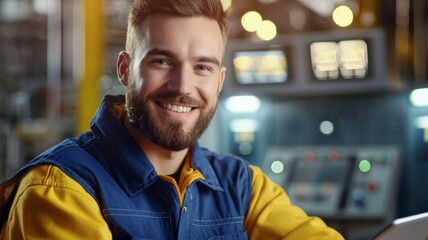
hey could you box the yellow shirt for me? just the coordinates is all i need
[0,163,343,239]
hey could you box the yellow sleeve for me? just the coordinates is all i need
[244,165,344,240]
[0,165,112,240]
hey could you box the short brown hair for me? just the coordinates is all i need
[126,0,229,60]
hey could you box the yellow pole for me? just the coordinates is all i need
[76,0,104,134]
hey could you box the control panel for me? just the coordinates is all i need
[263,145,401,219]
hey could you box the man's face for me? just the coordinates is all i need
[125,13,226,151]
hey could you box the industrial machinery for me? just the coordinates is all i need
[263,145,401,238]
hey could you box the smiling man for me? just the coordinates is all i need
[0,0,343,239]
[120,12,226,174]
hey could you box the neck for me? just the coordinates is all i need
[125,119,189,176]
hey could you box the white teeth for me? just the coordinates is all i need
[161,103,192,113]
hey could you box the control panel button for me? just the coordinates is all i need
[352,188,366,207]
[367,182,378,192]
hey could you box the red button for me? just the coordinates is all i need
[367,182,378,192]
[328,150,340,163]
[303,151,316,163]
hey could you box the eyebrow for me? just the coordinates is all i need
[197,56,221,67]
[145,48,176,59]
[145,48,221,67]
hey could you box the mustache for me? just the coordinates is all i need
[147,92,205,107]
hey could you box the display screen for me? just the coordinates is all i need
[310,39,368,80]
[233,50,288,84]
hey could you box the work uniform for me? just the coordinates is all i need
[0,95,344,240]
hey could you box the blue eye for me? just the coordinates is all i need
[155,59,169,65]
[150,59,172,68]
[196,65,213,72]
[198,66,208,71]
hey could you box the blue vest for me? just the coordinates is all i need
[3,96,252,240]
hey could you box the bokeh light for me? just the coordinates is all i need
[271,160,284,174]
[241,11,263,32]
[332,5,354,27]
[320,120,334,135]
[220,0,232,11]
[256,20,277,41]
[359,159,371,173]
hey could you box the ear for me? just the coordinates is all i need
[117,51,131,86]
[218,66,226,95]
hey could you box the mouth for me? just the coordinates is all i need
[159,102,193,113]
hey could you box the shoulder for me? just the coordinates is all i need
[17,132,105,198]
[0,165,112,240]
[15,164,89,194]
[24,132,97,169]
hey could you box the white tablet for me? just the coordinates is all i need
[372,212,428,240]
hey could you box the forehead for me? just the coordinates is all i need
[137,13,224,60]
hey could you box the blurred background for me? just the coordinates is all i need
[0,0,428,239]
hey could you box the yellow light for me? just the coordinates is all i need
[310,42,339,79]
[259,54,286,74]
[332,5,354,27]
[339,40,368,78]
[241,11,263,32]
[221,0,232,11]
[256,20,277,41]
[233,56,254,74]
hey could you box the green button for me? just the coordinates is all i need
[359,159,371,173]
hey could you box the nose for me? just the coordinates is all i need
[166,65,193,94]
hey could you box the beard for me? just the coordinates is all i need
[125,79,218,152]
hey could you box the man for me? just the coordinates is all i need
[0,0,344,239]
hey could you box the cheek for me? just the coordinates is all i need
[133,71,163,96]
[198,80,220,104]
